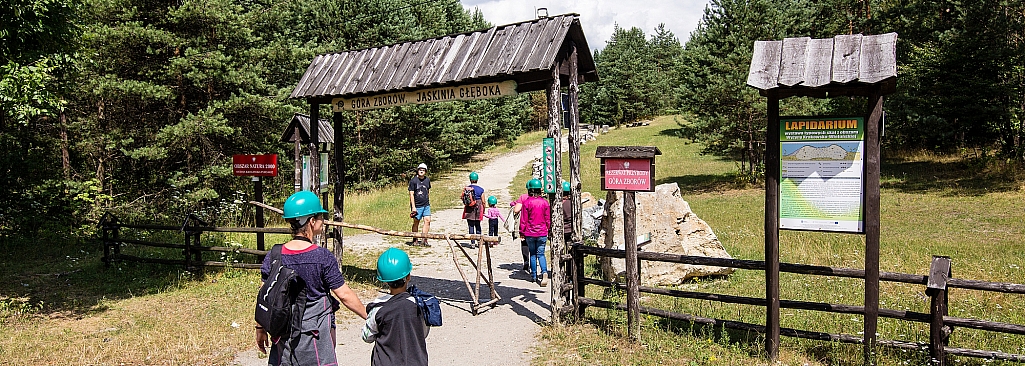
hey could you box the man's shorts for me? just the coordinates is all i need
[414,205,431,220]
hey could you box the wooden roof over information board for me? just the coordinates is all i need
[280,113,333,144]
[747,33,897,98]
[290,13,597,104]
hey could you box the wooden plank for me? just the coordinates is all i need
[947,278,1025,294]
[379,42,415,91]
[363,43,404,93]
[476,27,514,77]
[395,42,429,89]
[831,34,862,84]
[415,37,455,86]
[747,40,782,90]
[431,34,467,84]
[509,19,547,73]
[290,55,323,98]
[803,38,834,87]
[525,18,565,71]
[943,316,1025,335]
[328,53,359,94]
[356,45,395,93]
[458,27,498,81]
[859,33,897,83]
[944,348,1025,362]
[778,37,810,86]
[493,23,533,75]
[765,91,781,361]
[441,32,478,82]
[342,48,377,95]
[927,256,952,290]
[310,53,343,97]
[538,16,574,71]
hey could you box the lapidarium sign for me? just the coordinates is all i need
[333,80,518,112]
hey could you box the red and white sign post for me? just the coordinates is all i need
[233,154,278,250]
[595,146,661,341]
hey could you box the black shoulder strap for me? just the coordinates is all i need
[268,244,283,264]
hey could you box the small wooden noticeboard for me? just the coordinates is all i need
[233,154,278,177]
[596,146,661,192]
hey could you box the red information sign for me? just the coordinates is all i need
[233,154,278,177]
[601,158,654,191]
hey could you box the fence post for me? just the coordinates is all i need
[927,256,952,365]
[572,242,586,320]
[182,215,192,270]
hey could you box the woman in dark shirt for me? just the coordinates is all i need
[256,191,367,365]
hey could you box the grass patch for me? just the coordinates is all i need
[534,116,1025,365]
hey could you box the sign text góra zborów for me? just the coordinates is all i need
[333,80,517,112]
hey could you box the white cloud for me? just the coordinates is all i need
[459,0,710,52]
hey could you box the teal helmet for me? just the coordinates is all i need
[376,248,413,282]
[469,172,479,181]
[527,178,542,190]
[283,191,328,219]
[487,195,497,205]
[562,181,572,192]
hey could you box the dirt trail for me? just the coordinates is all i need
[234,145,548,366]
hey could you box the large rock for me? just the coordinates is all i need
[599,183,734,285]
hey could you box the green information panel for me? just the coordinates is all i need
[542,138,556,194]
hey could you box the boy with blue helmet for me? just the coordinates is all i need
[362,248,430,366]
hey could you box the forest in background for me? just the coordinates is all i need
[2,0,1023,238]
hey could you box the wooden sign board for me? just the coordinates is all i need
[333,80,517,112]
[233,154,278,177]
[596,146,661,192]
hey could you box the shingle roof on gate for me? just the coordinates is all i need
[289,13,597,101]
[747,33,897,97]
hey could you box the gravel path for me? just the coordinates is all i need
[234,145,548,366]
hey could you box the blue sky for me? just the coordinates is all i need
[458,0,711,52]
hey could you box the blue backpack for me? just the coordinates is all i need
[407,285,442,327]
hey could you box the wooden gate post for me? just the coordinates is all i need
[623,191,640,341]
[548,62,568,323]
[927,256,952,365]
[254,176,265,250]
[568,42,583,245]
[309,103,320,193]
[572,243,586,320]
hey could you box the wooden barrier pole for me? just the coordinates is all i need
[928,256,952,365]
[624,191,640,341]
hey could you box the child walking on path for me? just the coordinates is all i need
[362,248,429,366]
[483,195,504,247]
[514,179,551,286]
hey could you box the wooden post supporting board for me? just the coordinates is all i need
[623,191,640,341]
[568,42,583,245]
[764,91,781,360]
[332,111,345,260]
[864,89,884,365]
[254,177,265,251]
[309,103,320,193]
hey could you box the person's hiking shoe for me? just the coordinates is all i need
[539,273,549,287]
[419,240,431,247]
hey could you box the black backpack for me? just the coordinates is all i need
[461,186,477,207]
[407,285,442,327]
[255,244,307,338]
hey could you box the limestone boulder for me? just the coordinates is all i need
[599,182,735,285]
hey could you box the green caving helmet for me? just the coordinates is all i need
[376,248,413,283]
[282,191,329,219]
[487,195,497,205]
[562,181,572,192]
[469,172,479,181]
[526,178,542,190]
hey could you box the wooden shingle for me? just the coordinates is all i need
[746,33,897,97]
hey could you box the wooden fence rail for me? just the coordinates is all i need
[571,245,1025,364]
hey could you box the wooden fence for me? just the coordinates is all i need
[98,213,283,270]
[567,245,1025,365]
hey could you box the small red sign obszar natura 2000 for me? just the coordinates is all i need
[233,154,278,177]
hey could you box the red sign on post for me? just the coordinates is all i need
[233,154,278,177]
[601,158,654,191]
